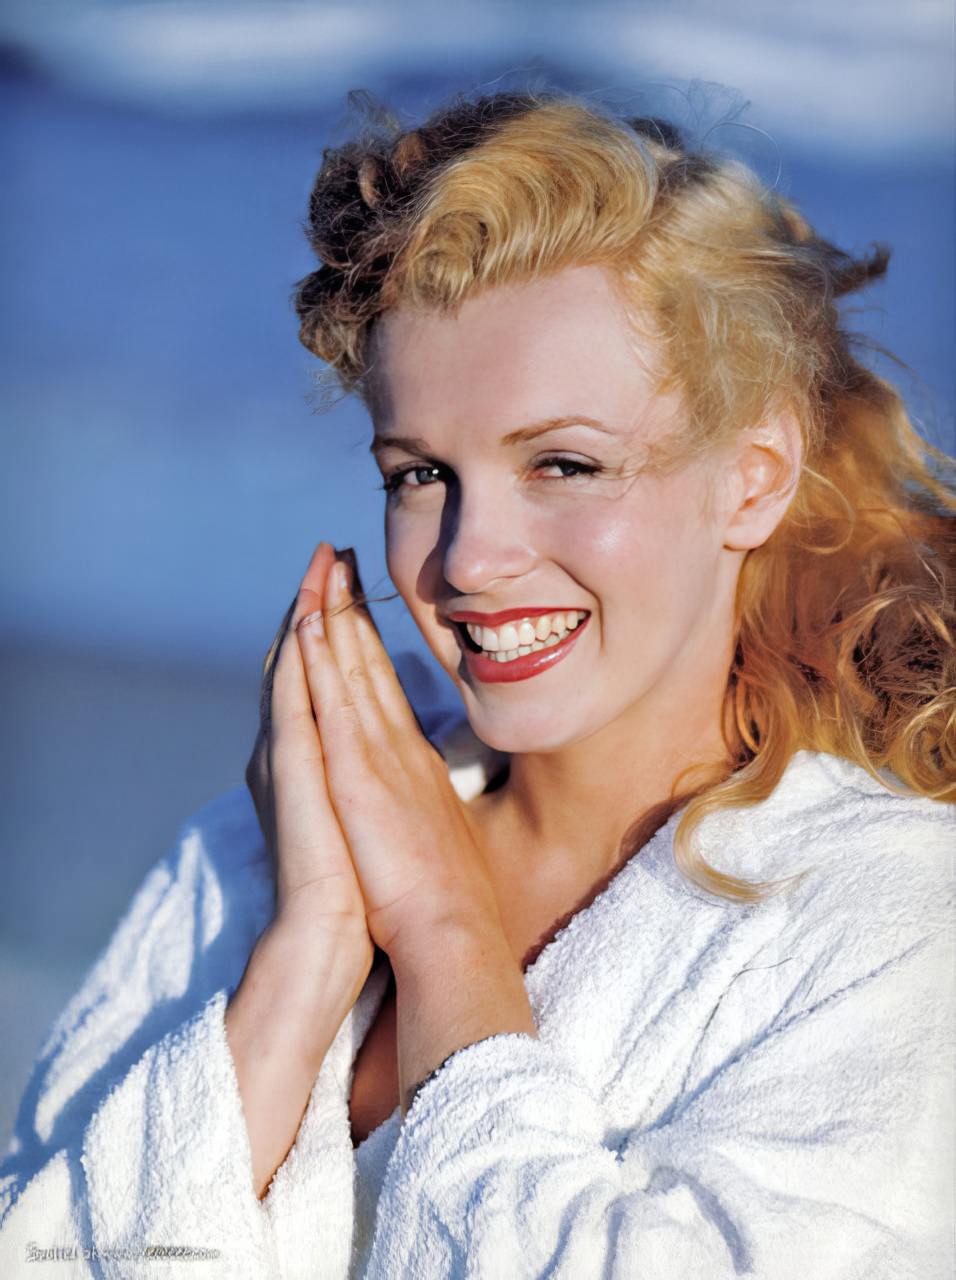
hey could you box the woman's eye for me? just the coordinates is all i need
[378,464,444,494]
[378,456,600,496]
[535,456,600,479]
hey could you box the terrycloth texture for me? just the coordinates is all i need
[0,729,952,1279]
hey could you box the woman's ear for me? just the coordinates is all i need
[720,411,803,552]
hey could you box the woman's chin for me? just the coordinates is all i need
[439,645,598,753]
[460,702,585,756]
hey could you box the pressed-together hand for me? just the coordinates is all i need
[232,541,385,1197]
[295,544,537,1116]
[294,547,504,958]
[245,540,373,966]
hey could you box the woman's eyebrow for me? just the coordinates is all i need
[369,415,616,458]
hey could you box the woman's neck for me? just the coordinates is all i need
[468,700,731,890]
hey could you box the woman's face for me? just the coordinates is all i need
[367,264,740,755]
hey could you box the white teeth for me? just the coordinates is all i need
[480,625,500,651]
[498,624,520,650]
[465,606,586,655]
[490,631,572,661]
[464,611,588,659]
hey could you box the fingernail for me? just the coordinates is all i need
[308,540,331,572]
[331,560,350,602]
[297,608,324,635]
[333,546,366,610]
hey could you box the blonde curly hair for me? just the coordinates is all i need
[292,87,955,903]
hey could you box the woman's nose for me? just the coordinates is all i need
[440,486,535,596]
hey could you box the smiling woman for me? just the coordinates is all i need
[1,88,953,1280]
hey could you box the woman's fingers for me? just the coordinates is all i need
[268,544,333,736]
[297,557,385,747]
[265,541,368,916]
[299,554,421,743]
[342,552,421,727]
[349,599,424,737]
[257,541,334,731]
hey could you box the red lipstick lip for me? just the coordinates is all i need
[448,607,590,627]
[455,613,590,684]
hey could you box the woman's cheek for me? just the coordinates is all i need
[544,503,643,579]
[385,516,448,641]
[384,530,419,628]
[385,509,427,580]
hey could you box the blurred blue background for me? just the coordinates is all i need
[1,0,953,1145]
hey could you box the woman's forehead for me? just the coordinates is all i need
[372,264,637,352]
[366,266,665,435]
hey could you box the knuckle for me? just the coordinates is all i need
[337,696,365,731]
[363,651,389,677]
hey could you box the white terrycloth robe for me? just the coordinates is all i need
[0,721,953,1279]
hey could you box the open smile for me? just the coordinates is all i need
[452,613,591,684]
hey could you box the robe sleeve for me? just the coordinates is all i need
[361,801,955,1279]
[0,786,359,1280]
